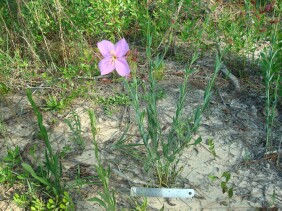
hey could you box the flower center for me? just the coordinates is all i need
[109,50,117,66]
[110,50,117,60]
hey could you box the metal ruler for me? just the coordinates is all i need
[131,187,195,198]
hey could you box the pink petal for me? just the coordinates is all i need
[115,38,129,57]
[98,57,115,75]
[115,57,130,76]
[97,40,115,57]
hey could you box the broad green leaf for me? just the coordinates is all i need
[221,182,227,194]
[194,137,202,145]
[228,188,233,198]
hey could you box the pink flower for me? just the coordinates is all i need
[97,38,130,77]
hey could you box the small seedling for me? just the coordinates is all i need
[209,171,234,199]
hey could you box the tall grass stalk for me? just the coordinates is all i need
[260,17,281,150]
[88,110,117,211]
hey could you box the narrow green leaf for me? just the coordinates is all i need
[22,163,50,186]
[88,197,107,209]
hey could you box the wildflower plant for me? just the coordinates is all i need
[94,1,222,187]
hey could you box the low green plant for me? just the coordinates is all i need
[220,172,234,199]
[270,189,277,207]
[44,94,67,111]
[88,110,117,211]
[3,146,21,167]
[96,93,131,116]
[59,191,75,210]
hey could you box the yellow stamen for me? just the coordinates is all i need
[110,50,117,64]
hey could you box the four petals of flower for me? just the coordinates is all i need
[97,38,130,77]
